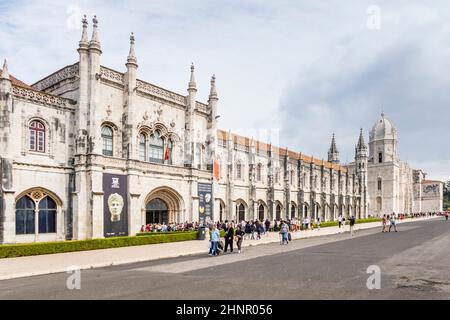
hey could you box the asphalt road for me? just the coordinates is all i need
[0,219,449,300]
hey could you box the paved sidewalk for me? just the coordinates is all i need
[0,217,435,280]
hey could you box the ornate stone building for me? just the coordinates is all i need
[364,113,443,216]
[5,16,442,244]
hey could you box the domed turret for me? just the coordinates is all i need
[368,113,398,164]
[369,112,397,142]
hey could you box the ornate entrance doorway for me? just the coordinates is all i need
[146,198,169,224]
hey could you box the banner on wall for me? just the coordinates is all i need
[198,182,213,226]
[103,173,128,238]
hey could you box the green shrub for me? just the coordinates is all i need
[0,232,198,259]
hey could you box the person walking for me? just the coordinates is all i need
[279,220,289,245]
[209,226,220,256]
[235,225,245,253]
[265,219,270,234]
[338,215,343,229]
[224,223,234,253]
[381,214,387,233]
[349,215,356,237]
[317,217,321,230]
[389,213,398,232]
[244,221,252,240]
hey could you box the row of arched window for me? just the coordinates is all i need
[102,125,173,164]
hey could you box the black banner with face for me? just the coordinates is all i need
[103,173,128,237]
[198,183,213,226]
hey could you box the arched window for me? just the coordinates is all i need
[290,170,295,185]
[237,203,245,221]
[258,204,265,221]
[378,152,383,163]
[149,131,164,164]
[139,133,147,161]
[15,196,35,235]
[38,196,57,234]
[236,162,242,179]
[29,120,45,153]
[256,164,262,181]
[377,197,382,212]
[101,126,114,156]
[377,178,382,191]
[16,193,57,235]
[291,204,296,218]
[275,169,280,184]
[219,203,224,222]
[276,204,281,220]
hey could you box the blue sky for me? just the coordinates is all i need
[0,0,449,180]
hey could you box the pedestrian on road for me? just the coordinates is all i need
[224,223,234,253]
[349,215,356,237]
[279,220,289,245]
[389,213,398,232]
[382,214,387,233]
[445,212,448,221]
[338,215,343,229]
[209,226,220,256]
[317,217,321,230]
[235,225,245,253]
[265,219,270,234]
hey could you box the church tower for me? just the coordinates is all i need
[327,133,340,164]
[355,128,368,218]
[369,112,398,164]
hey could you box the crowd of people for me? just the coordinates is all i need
[138,210,448,257]
[140,221,201,233]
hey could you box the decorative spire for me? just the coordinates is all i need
[357,128,367,149]
[188,63,197,91]
[79,14,89,48]
[209,74,218,101]
[126,32,138,67]
[328,132,340,164]
[89,15,101,51]
[1,59,9,80]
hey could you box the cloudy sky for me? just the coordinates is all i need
[0,0,449,180]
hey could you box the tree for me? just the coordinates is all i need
[444,181,450,210]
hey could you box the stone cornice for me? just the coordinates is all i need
[12,86,75,110]
[32,63,79,92]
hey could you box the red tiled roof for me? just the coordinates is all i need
[217,129,348,172]
[0,69,33,89]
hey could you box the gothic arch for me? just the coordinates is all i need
[257,200,268,221]
[15,187,63,206]
[143,187,185,223]
[235,199,248,221]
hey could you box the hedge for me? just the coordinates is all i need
[0,232,198,259]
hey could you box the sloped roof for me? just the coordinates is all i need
[0,69,34,89]
[217,129,348,172]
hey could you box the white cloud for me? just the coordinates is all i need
[0,0,448,180]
